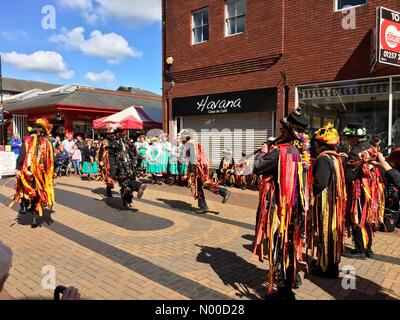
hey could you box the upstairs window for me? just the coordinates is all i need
[192,8,209,44]
[225,0,246,36]
[336,0,367,11]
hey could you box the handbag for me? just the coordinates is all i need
[381,209,400,232]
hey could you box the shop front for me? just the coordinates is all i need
[172,88,277,166]
[297,75,400,150]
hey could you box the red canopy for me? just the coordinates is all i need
[92,106,160,130]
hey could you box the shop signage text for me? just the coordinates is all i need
[378,7,400,68]
[196,96,242,114]
[172,88,277,117]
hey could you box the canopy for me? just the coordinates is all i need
[92,106,160,130]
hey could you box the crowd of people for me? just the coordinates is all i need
[4,110,400,301]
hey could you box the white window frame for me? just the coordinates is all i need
[225,0,246,37]
[334,0,367,12]
[192,7,209,45]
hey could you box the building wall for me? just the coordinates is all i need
[163,0,400,130]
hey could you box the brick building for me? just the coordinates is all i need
[163,0,400,165]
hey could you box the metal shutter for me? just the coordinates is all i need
[183,112,275,167]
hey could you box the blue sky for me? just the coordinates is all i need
[0,0,162,94]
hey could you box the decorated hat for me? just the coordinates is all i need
[33,118,53,135]
[280,107,309,133]
[386,146,400,168]
[313,123,340,147]
[343,123,367,137]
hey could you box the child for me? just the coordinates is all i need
[146,137,162,185]
[71,144,82,175]
[178,136,188,185]
[169,137,181,186]
[136,135,148,176]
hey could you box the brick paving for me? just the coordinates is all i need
[0,176,399,300]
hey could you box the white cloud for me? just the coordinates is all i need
[49,27,142,64]
[95,0,161,25]
[58,0,93,10]
[57,0,161,26]
[84,70,116,87]
[1,50,74,79]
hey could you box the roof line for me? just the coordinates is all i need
[77,87,162,101]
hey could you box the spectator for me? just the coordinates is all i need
[0,241,12,300]
[53,135,61,150]
[9,134,22,155]
[82,139,98,181]
[71,144,82,175]
[57,146,69,161]
[62,134,75,155]
[75,135,85,153]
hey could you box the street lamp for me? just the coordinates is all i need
[0,54,5,148]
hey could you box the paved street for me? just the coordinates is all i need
[0,176,399,300]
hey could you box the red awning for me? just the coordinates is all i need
[92,106,161,130]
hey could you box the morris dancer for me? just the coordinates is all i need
[342,124,385,259]
[10,118,55,228]
[107,125,147,209]
[309,123,346,279]
[180,130,231,214]
[253,108,312,299]
[98,131,115,196]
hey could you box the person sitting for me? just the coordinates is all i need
[56,146,70,176]
[234,152,252,190]
[217,149,235,186]
[0,241,12,300]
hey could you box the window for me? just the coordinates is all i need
[225,0,246,36]
[192,8,209,44]
[336,0,367,11]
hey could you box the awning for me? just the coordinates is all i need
[92,106,161,130]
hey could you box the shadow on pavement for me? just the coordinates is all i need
[196,245,267,300]
[54,187,175,232]
[12,210,54,228]
[157,198,220,215]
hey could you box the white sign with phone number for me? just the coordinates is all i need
[0,152,16,177]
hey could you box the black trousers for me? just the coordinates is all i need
[353,224,373,253]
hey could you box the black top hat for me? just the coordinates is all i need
[343,123,367,137]
[280,107,309,132]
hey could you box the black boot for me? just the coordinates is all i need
[196,198,209,214]
[31,213,39,228]
[19,199,29,215]
[219,188,231,204]
[342,249,366,259]
[106,186,113,197]
[156,176,162,185]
